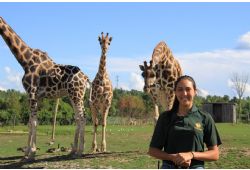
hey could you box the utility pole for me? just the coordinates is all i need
[116,75,119,89]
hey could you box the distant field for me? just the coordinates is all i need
[0,123,250,168]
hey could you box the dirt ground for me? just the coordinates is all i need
[0,151,144,169]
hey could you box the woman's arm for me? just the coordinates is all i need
[148,147,176,161]
[192,145,219,161]
[173,145,219,165]
[148,147,191,167]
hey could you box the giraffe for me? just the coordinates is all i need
[139,41,183,124]
[89,32,113,153]
[0,16,89,160]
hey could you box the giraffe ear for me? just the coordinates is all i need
[139,65,145,71]
[109,37,112,42]
[98,36,101,42]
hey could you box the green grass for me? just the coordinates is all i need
[206,123,250,168]
[0,123,250,168]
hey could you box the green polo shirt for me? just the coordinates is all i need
[149,105,222,168]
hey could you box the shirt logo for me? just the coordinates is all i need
[194,122,203,131]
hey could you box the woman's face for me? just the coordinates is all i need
[175,79,197,108]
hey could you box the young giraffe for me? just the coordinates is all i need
[89,32,113,153]
[0,17,89,160]
[139,41,183,124]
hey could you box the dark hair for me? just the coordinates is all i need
[174,75,197,91]
[170,75,197,113]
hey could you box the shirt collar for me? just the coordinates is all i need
[174,105,198,118]
[190,105,198,113]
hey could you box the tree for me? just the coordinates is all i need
[118,95,145,119]
[230,72,249,123]
[19,93,29,124]
[6,90,21,127]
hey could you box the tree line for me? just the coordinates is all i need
[0,88,250,126]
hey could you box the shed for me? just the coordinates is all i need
[202,102,236,123]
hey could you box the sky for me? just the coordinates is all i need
[0,2,250,98]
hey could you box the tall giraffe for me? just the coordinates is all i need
[0,17,89,160]
[139,41,183,124]
[90,32,113,153]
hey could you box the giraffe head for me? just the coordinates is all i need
[98,32,112,53]
[139,60,158,93]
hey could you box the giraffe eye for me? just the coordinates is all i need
[108,43,110,45]
[141,72,145,77]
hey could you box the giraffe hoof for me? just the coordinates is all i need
[71,153,83,159]
[20,156,35,162]
[77,153,84,157]
[91,148,99,153]
[101,149,107,153]
[69,152,77,158]
[69,151,76,156]
[69,151,83,158]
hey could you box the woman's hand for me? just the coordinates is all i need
[172,152,193,166]
[180,159,192,167]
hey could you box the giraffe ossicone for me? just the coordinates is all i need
[0,16,90,161]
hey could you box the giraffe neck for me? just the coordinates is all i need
[98,50,107,75]
[0,17,33,70]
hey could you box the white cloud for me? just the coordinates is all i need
[176,48,250,97]
[245,83,250,97]
[118,83,130,91]
[4,66,11,74]
[108,57,145,73]
[1,66,24,92]
[237,32,250,49]
[129,72,144,91]
[0,85,6,91]
[4,66,22,84]
[197,88,209,98]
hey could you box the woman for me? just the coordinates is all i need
[148,75,222,169]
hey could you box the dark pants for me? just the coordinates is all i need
[161,161,204,169]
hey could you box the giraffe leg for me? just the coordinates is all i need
[77,111,86,156]
[101,106,110,152]
[71,115,80,155]
[70,98,86,157]
[51,98,59,144]
[23,97,38,161]
[90,104,98,153]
